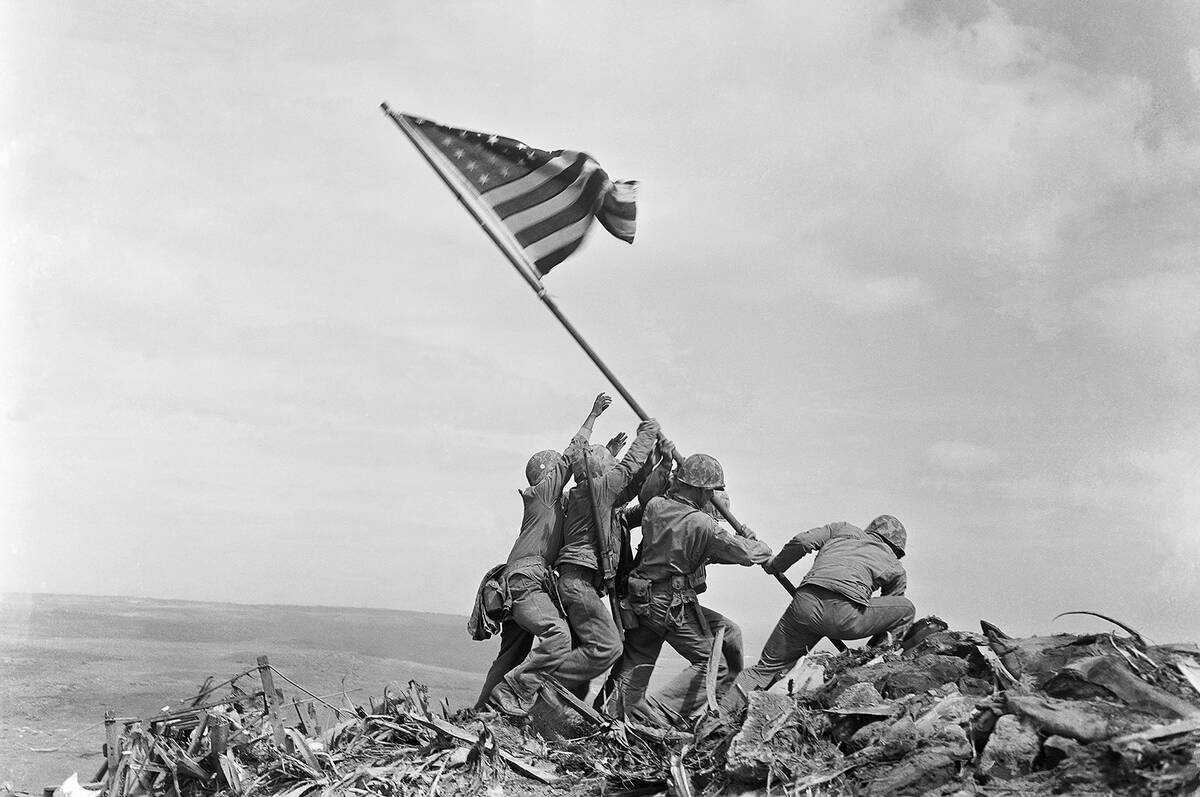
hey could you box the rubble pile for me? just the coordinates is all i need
[47,618,1200,797]
[722,617,1200,795]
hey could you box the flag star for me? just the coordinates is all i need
[499,167,510,176]
[466,161,477,171]
[454,148,465,159]
[487,135,499,145]
[442,136,453,146]
[478,173,489,184]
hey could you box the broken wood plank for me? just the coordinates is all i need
[705,626,726,715]
[544,678,609,726]
[257,655,288,748]
[1111,716,1200,745]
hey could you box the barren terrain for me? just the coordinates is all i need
[0,593,495,792]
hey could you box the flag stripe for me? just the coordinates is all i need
[514,170,607,247]
[491,153,589,219]
[481,152,577,206]
[524,214,595,264]
[504,160,601,236]
[533,240,584,275]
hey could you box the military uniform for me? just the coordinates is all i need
[551,422,660,693]
[609,492,772,720]
[482,430,589,713]
[728,521,914,706]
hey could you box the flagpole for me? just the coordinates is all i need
[382,103,801,598]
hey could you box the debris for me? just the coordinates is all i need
[824,682,895,717]
[1053,610,1148,646]
[43,621,1200,796]
[1050,654,1200,718]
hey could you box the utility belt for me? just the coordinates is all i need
[484,561,566,622]
[617,572,707,631]
[559,561,614,595]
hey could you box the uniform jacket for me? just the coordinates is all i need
[505,429,590,579]
[633,493,772,588]
[765,521,907,606]
[556,424,659,574]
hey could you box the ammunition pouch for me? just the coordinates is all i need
[482,577,509,622]
[625,576,653,617]
[616,600,641,630]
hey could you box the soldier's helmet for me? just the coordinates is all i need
[525,450,562,486]
[865,515,907,557]
[571,444,617,482]
[677,453,725,490]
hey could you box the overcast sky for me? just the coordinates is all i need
[3,1,1199,650]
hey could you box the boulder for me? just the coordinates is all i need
[978,714,1040,779]
[725,691,795,782]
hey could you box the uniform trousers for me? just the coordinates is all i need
[610,597,742,721]
[552,564,623,693]
[727,584,914,708]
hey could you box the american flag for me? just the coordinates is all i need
[393,112,637,277]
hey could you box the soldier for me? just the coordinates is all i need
[724,515,915,710]
[608,454,772,722]
[482,393,612,716]
[551,416,662,697]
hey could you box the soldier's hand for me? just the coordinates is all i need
[606,432,627,456]
[657,436,676,463]
[592,393,613,416]
[761,556,777,574]
[739,524,757,540]
[637,417,661,436]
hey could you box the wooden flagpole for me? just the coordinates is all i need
[382,104,801,598]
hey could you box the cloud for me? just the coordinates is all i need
[1188,48,1200,93]
[1075,269,1200,385]
[927,440,1002,472]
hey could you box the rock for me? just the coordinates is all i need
[826,682,894,716]
[1046,655,1200,719]
[1039,734,1083,769]
[978,714,1040,779]
[1004,693,1112,742]
[982,630,1113,688]
[863,749,960,796]
[881,655,971,698]
[878,716,919,760]
[767,654,827,697]
[849,718,888,750]
[725,691,794,782]
[914,692,979,735]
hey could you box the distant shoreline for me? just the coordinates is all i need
[0,591,469,622]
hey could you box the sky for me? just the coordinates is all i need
[3,1,1199,651]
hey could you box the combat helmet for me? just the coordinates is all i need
[525,450,562,486]
[572,444,617,482]
[865,515,907,557]
[676,453,725,490]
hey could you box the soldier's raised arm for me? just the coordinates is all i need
[762,522,840,574]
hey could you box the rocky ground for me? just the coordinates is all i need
[26,615,1199,796]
